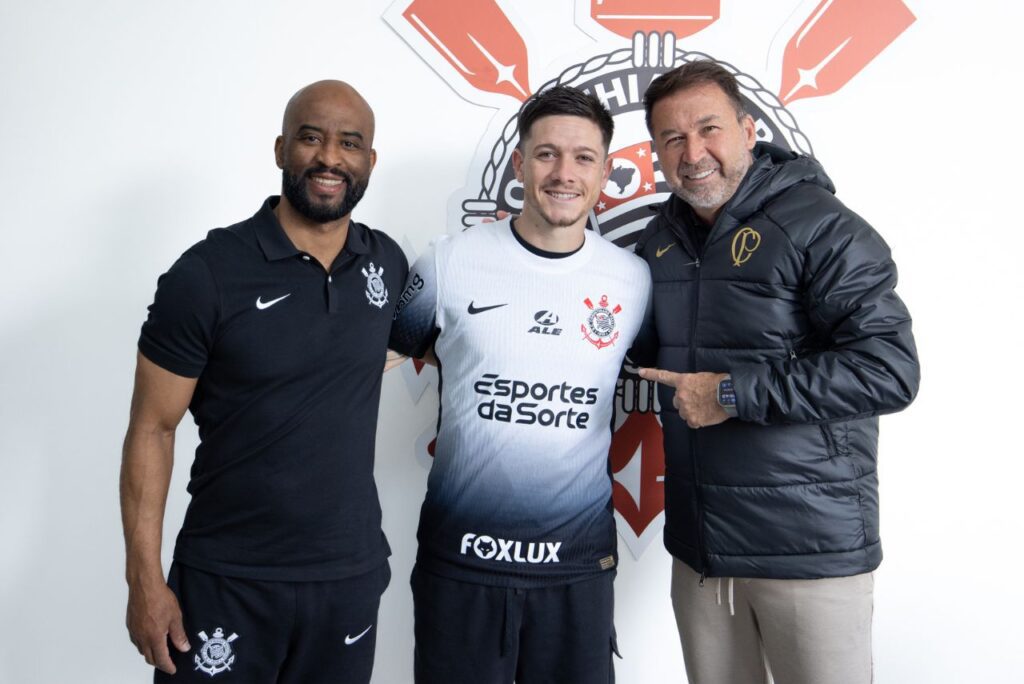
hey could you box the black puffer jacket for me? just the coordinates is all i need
[633,143,919,579]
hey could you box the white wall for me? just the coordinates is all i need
[1,1,1021,682]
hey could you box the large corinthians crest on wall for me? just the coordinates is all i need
[385,0,914,558]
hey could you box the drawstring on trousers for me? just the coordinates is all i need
[714,577,735,616]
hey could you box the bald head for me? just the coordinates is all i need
[275,80,378,224]
[281,80,375,143]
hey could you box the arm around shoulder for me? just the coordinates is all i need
[389,239,442,359]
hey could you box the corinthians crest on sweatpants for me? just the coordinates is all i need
[194,627,239,677]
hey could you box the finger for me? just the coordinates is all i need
[151,635,177,675]
[383,350,407,372]
[638,367,683,388]
[169,616,191,653]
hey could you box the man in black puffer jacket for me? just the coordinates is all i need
[631,61,919,684]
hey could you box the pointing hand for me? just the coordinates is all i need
[639,369,730,429]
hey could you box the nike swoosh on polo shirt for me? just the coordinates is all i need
[256,294,291,310]
[344,625,373,645]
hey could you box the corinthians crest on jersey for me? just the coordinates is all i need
[194,627,239,677]
[362,262,389,309]
[582,295,621,350]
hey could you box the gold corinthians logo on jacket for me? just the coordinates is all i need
[731,227,761,267]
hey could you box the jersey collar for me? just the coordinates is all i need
[254,196,370,261]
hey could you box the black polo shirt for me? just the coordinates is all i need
[139,197,408,581]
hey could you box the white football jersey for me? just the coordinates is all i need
[392,218,651,586]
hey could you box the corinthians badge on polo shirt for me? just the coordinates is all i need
[194,627,239,677]
[362,262,389,309]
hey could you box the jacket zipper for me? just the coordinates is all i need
[788,340,836,458]
[783,340,797,362]
[664,211,711,577]
[689,256,710,576]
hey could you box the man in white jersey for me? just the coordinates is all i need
[390,86,652,684]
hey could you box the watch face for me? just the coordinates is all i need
[718,379,737,407]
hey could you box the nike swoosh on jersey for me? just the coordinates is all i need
[344,625,373,645]
[256,293,291,310]
[467,301,508,315]
[656,243,675,258]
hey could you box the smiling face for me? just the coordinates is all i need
[275,81,376,224]
[650,82,756,224]
[512,115,611,233]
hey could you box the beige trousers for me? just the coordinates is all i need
[671,559,874,684]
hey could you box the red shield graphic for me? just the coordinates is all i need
[611,411,665,554]
[597,142,658,216]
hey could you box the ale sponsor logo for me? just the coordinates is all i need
[529,309,562,336]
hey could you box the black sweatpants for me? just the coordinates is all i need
[155,560,390,684]
[412,564,618,684]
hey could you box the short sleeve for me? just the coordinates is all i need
[138,251,220,378]
[389,239,441,358]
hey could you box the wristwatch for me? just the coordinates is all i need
[717,375,738,418]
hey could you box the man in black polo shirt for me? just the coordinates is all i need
[120,80,407,683]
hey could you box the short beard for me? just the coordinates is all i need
[670,151,752,211]
[537,207,586,228]
[670,178,731,210]
[281,167,368,223]
[533,185,588,228]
